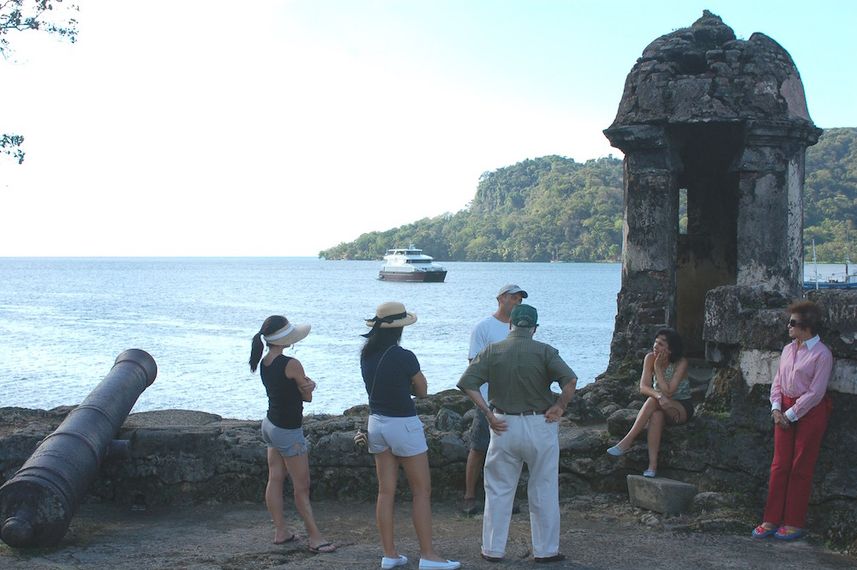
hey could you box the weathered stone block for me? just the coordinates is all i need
[831,359,857,395]
[808,290,857,360]
[703,285,789,350]
[434,407,462,432]
[738,349,780,387]
[607,408,638,436]
[692,491,736,512]
[739,349,857,396]
[431,432,467,463]
[627,474,698,514]
[558,426,607,454]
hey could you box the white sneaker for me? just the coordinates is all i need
[418,559,461,570]
[381,554,408,569]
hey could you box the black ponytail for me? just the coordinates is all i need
[249,332,265,372]
[249,315,289,372]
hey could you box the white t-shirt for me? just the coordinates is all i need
[468,315,511,400]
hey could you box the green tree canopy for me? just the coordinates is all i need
[804,128,857,261]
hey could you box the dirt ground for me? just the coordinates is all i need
[1,496,854,569]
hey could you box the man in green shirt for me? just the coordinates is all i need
[457,304,577,564]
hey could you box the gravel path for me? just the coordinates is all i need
[1,498,854,569]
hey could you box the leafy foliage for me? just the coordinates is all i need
[1,133,25,164]
[1,0,77,54]
[804,128,857,261]
[1,0,78,164]
[320,128,856,263]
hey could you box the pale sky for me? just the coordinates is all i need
[1,0,855,257]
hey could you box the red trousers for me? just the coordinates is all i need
[763,394,832,528]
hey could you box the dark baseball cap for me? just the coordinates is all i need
[510,304,538,327]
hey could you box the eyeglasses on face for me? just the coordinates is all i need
[788,319,805,328]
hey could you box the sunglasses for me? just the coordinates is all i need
[788,319,805,328]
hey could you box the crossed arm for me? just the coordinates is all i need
[285,358,316,402]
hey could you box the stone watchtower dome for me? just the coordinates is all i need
[604,11,821,363]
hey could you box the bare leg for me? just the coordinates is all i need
[400,452,449,563]
[282,452,328,549]
[374,450,400,558]
[464,449,486,499]
[646,410,665,472]
[617,397,660,450]
[265,448,294,544]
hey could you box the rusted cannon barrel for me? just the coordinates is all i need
[0,349,157,548]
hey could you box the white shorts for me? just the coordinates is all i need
[368,414,428,457]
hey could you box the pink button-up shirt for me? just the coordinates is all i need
[770,335,833,421]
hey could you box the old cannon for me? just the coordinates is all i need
[0,349,157,548]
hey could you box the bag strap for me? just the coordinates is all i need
[358,345,397,443]
[367,345,395,404]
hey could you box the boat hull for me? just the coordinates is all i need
[803,281,857,290]
[379,270,447,283]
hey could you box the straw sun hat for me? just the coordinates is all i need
[263,319,311,347]
[364,301,417,333]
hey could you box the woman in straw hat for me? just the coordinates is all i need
[359,302,460,570]
[249,315,336,554]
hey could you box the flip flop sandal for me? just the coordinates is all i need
[308,542,337,554]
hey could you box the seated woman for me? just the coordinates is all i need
[606,327,693,477]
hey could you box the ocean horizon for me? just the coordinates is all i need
[0,258,842,420]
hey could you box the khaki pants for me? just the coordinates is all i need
[481,414,560,559]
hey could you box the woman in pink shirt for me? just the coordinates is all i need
[753,300,833,541]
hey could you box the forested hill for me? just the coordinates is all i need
[319,128,857,262]
[804,128,857,261]
[320,155,624,262]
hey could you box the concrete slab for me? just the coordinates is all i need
[627,474,698,515]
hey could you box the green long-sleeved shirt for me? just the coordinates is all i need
[457,328,577,413]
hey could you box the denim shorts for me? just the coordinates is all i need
[678,398,695,421]
[469,409,490,452]
[261,417,308,457]
[368,414,428,457]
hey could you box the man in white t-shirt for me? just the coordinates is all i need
[462,284,527,515]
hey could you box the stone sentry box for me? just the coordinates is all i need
[603,11,820,365]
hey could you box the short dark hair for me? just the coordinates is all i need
[655,328,684,362]
[788,300,823,335]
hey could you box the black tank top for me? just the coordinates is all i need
[260,355,303,429]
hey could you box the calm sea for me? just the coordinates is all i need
[0,258,841,419]
[0,258,621,418]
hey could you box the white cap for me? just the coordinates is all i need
[497,284,528,298]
